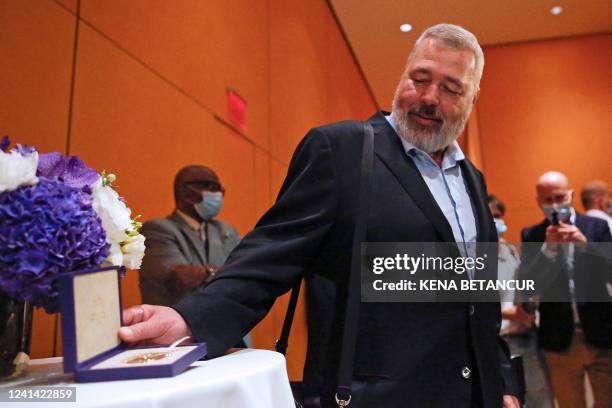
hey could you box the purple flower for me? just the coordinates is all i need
[0,135,37,155]
[14,144,37,155]
[1,136,8,152]
[38,152,99,189]
[0,177,109,312]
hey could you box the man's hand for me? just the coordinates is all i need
[167,264,209,291]
[502,305,535,330]
[118,304,193,345]
[515,304,535,328]
[503,395,521,408]
[545,222,587,244]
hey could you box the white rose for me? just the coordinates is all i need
[0,150,38,193]
[104,242,124,267]
[121,234,146,269]
[91,179,132,244]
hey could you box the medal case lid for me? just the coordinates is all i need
[58,266,206,382]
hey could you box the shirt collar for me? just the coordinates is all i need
[569,207,577,225]
[176,209,202,231]
[386,112,465,170]
[586,208,611,220]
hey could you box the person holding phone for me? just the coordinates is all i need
[520,171,612,407]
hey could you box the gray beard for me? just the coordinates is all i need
[391,104,471,154]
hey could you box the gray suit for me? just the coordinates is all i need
[138,211,240,306]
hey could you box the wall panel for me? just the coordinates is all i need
[325,10,377,122]
[0,0,74,153]
[254,146,272,220]
[269,0,329,164]
[55,0,77,13]
[70,24,219,221]
[478,34,612,242]
[77,0,270,149]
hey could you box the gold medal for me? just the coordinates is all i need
[123,351,173,364]
[122,337,191,365]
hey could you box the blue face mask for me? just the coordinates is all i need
[542,201,572,223]
[494,218,507,236]
[194,191,223,220]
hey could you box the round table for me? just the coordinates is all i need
[0,349,294,407]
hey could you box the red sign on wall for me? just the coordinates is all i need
[227,89,247,133]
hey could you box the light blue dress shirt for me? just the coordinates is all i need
[385,114,477,263]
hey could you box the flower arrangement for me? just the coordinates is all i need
[0,136,145,313]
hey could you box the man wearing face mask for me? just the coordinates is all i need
[138,165,240,307]
[520,171,612,408]
[489,195,554,408]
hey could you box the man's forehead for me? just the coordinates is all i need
[537,183,569,195]
[408,38,476,78]
[180,167,219,184]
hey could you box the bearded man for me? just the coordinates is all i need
[118,24,520,408]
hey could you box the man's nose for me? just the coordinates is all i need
[420,84,440,106]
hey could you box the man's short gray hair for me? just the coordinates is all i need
[408,23,485,92]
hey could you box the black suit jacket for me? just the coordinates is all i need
[520,214,612,351]
[174,112,517,407]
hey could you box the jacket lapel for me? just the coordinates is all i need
[369,112,455,244]
[533,220,549,242]
[574,213,587,231]
[170,211,207,265]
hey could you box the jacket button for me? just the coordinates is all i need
[469,304,475,315]
[461,366,471,379]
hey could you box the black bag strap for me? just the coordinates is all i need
[275,122,375,408]
[275,278,301,356]
[335,123,374,407]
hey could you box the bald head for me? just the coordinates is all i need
[174,165,222,219]
[537,171,569,190]
[175,165,219,193]
[581,180,610,211]
[536,171,573,208]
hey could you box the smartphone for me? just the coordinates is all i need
[551,211,559,226]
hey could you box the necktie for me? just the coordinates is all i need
[199,222,209,263]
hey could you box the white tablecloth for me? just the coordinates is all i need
[0,349,294,408]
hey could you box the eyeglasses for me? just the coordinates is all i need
[185,181,225,193]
